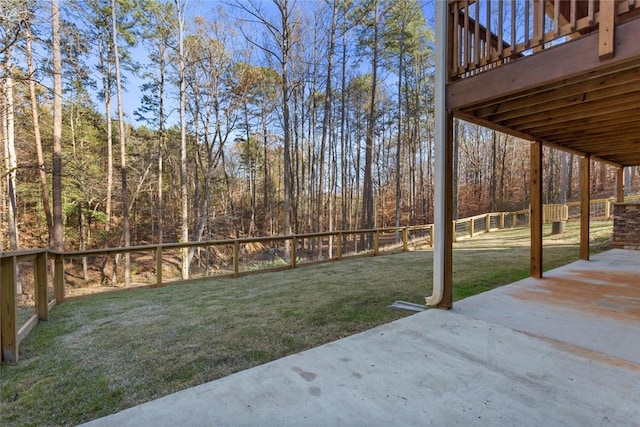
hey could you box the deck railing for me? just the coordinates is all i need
[449,0,640,80]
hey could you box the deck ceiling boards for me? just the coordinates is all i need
[456,62,640,167]
[448,16,640,168]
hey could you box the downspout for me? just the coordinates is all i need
[426,0,447,306]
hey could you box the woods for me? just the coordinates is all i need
[1,0,637,271]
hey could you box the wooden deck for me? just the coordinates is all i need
[447,2,640,167]
[431,1,640,305]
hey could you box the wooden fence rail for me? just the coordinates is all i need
[0,224,432,362]
[2,195,638,362]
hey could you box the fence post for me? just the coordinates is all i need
[35,252,49,321]
[233,241,239,278]
[605,201,611,220]
[429,225,434,248]
[156,246,163,287]
[486,214,491,233]
[336,232,342,260]
[512,212,517,228]
[402,227,408,251]
[54,253,64,303]
[373,231,379,256]
[500,213,505,229]
[469,218,474,238]
[290,237,297,268]
[1,255,18,362]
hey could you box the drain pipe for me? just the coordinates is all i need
[426,0,447,307]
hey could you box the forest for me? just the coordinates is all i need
[2,0,638,274]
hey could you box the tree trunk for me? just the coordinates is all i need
[452,119,460,219]
[158,43,166,244]
[26,18,53,244]
[394,21,404,239]
[176,0,190,279]
[340,16,348,233]
[490,130,497,211]
[361,0,379,247]
[567,153,574,200]
[52,0,64,254]
[111,0,131,286]
[318,0,338,255]
[3,66,20,294]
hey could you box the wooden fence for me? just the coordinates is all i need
[2,195,638,362]
[1,225,430,362]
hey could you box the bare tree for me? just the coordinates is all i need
[52,0,64,253]
[174,0,190,279]
[111,0,130,285]
[25,12,53,244]
[233,0,299,258]
[318,0,338,254]
[360,0,380,241]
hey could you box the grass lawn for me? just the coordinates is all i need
[0,221,613,426]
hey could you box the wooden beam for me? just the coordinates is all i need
[530,141,543,278]
[599,0,615,60]
[580,156,591,260]
[1,256,18,362]
[36,252,48,321]
[537,119,640,140]
[476,67,640,121]
[54,253,64,303]
[506,97,640,131]
[437,111,454,309]
[447,16,640,110]
[617,167,625,202]
[522,107,640,135]
[156,246,162,287]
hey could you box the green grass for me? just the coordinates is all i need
[0,221,612,426]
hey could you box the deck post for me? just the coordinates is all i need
[530,141,543,278]
[233,241,239,277]
[54,253,64,303]
[402,228,408,252]
[616,167,625,203]
[373,231,379,256]
[290,237,297,268]
[156,246,163,287]
[580,156,591,260]
[1,255,18,362]
[428,0,453,309]
[35,252,49,321]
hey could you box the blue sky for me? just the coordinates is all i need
[116,0,435,127]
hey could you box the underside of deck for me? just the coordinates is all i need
[429,6,640,306]
[447,15,640,168]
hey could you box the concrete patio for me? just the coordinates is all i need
[83,249,640,426]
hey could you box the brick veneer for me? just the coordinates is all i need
[612,203,640,250]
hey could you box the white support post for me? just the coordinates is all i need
[427,0,452,308]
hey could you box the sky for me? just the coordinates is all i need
[109,0,436,127]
